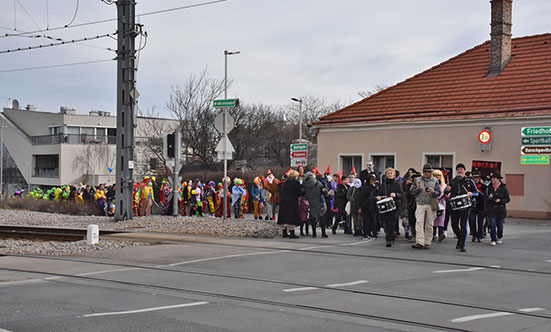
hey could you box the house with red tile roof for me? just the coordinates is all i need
[315,0,551,218]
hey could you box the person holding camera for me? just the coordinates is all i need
[410,164,441,249]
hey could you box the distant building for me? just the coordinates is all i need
[0,99,178,190]
[315,0,551,218]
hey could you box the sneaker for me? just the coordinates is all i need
[490,241,496,246]
[460,247,466,252]
[362,236,370,241]
[438,233,446,242]
[497,239,503,244]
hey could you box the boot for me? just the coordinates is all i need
[289,229,299,239]
[282,229,289,238]
[321,227,328,238]
[312,226,317,238]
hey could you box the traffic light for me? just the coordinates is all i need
[166,133,175,158]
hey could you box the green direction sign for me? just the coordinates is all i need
[521,127,551,137]
[521,136,551,145]
[521,155,550,165]
[213,98,239,108]
[290,143,308,152]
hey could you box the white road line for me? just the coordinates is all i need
[489,265,501,268]
[0,276,60,287]
[326,280,368,287]
[545,260,551,263]
[167,250,289,267]
[433,267,486,274]
[81,301,209,317]
[451,312,514,323]
[282,287,319,292]
[298,246,334,250]
[341,241,368,246]
[0,328,14,332]
[518,307,545,313]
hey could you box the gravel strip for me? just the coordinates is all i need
[0,209,282,256]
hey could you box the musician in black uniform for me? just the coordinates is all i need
[375,168,403,248]
[446,163,478,252]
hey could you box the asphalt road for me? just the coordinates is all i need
[1,221,550,332]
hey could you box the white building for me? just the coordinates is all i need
[0,99,178,189]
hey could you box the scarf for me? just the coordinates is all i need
[493,181,501,192]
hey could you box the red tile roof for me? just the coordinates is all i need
[316,34,551,126]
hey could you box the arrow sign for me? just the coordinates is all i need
[213,99,239,108]
[521,146,551,155]
[521,155,550,165]
[521,127,551,137]
[291,151,308,158]
[521,136,551,145]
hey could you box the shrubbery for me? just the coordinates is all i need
[0,197,98,216]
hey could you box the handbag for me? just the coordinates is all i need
[344,201,351,215]
[436,202,445,217]
[431,197,439,211]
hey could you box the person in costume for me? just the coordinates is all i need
[232,178,245,219]
[263,170,280,220]
[205,181,216,216]
[140,177,155,216]
[251,176,264,220]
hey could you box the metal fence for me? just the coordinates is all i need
[30,134,116,145]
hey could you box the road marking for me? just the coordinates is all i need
[545,260,551,263]
[81,301,208,317]
[433,267,485,274]
[518,307,545,313]
[326,280,368,287]
[167,250,289,267]
[282,287,319,292]
[298,246,334,250]
[341,241,369,246]
[0,328,14,332]
[0,276,60,286]
[451,312,514,323]
[489,265,501,268]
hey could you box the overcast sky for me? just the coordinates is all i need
[0,0,550,118]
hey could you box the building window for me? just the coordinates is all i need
[424,153,454,179]
[371,155,395,180]
[506,174,524,196]
[340,155,362,176]
[33,154,59,178]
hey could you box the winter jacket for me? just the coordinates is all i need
[375,179,403,215]
[302,176,327,218]
[335,183,349,210]
[486,183,510,219]
[410,176,441,205]
[277,178,303,226]
[346,186,361,214]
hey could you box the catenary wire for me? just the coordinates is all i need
[0,58,114,73]
[65,0,80,27]
[0,32,117,55]
[0,0,228,39]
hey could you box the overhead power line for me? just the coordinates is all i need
[0,32,117,55]
[0,58,114,73]
[0,0,228,39]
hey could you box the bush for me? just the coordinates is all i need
[0,197,98,216]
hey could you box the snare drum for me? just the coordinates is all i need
[449,194,472,211]
[376,197,396,214]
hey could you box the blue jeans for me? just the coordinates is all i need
[233,201,241,219]
[489,216,504,242]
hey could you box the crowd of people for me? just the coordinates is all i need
[15,161,510,251]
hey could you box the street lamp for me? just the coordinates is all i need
[0,125,8,202]
[291,98,303,141]
[222,50,240,220]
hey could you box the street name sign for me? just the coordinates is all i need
[521,136,551,145]
[291,151,308,158]
[290,143,308,152]
[521,127,551,137]
[521,146,551,155]
[291,158,308,167]
[213,99,239,108]
[520,155,550,165]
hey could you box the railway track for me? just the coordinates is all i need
[0,225,130,242]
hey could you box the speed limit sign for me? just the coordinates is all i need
[478,130,491,144]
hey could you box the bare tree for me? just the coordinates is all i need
[357,84,389,99]
[72,141,113,185]
[285,96,344,142]
[165,69,227,171]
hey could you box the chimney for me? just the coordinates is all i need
[487,0,513,76]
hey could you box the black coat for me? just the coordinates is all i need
[486,183,510,219]
[335,183,349,210]
[302,176,327,218]
[375,179,403,216]
[277,178,303,226]
[360,183,377,212]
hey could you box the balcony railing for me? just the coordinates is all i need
[31,134,116,145]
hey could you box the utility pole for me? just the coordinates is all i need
[114,0,137,221]
[0,126,7,202]
[172,130,181,216]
